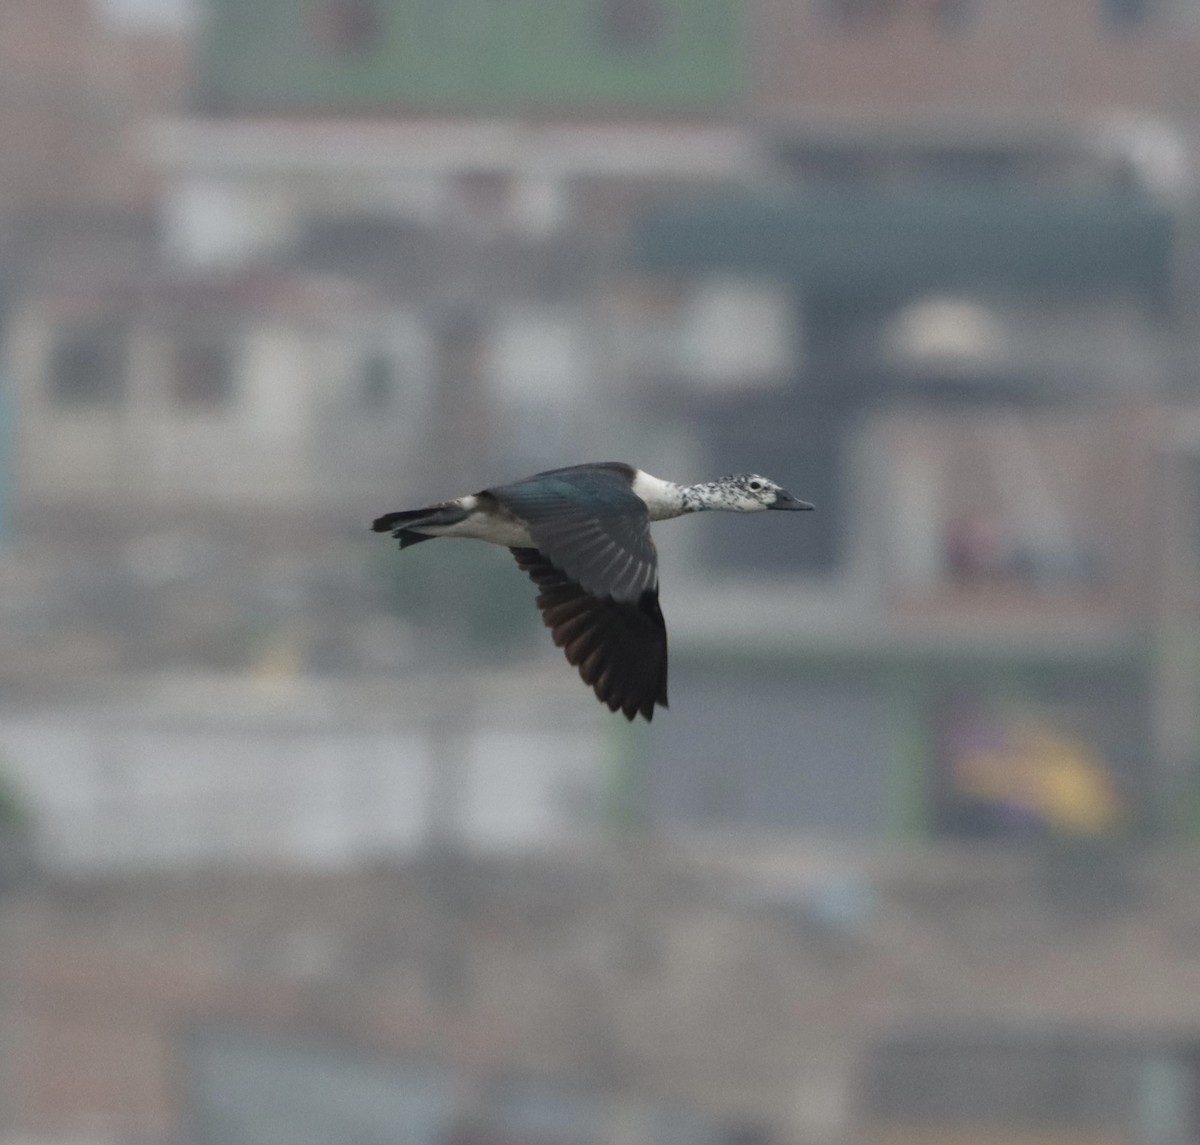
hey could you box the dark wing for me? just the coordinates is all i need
[511,547,668,722]
[488,464,657,603]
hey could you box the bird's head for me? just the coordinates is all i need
[707,473,815,513]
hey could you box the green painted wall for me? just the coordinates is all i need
[196,0,743,114]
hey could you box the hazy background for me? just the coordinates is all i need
[3,0,1200,1142]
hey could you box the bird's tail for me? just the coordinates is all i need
[371,505,468,549]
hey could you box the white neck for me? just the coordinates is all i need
[630,470,735,520]
[630,470,693,521]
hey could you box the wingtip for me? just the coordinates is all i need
[625,694,666,722]
[619,705,653,722]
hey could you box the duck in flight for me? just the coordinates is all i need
[372,462,813,721]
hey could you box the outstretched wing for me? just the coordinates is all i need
[488,464,658,603]
[511,547,668,722]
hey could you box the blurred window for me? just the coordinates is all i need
[647,682,892,837]
[823,0,974,30]
[599,0,665,50]
[863,1033,1188,1136]
[933,0,974,31]
[171,335,235,410]
[1101,0,1150,26]
[824,0,893,30]
[297,216,423,275]
[360,351,395,414]
[49,321,126,406]
[187,1023,733,1145]
[312,0,384,54]
[455,171,513,227]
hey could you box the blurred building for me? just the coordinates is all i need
[6,4,1200,1142]
[594,0,1200,853]
[6,0,760,510]
[626,130,1181,843]
[4,847,1200,1144]
[0,673,603,872]
[0,0,190,220]
[7,270,434,511]
[755,0,1200,140]
[2,0,1200,897]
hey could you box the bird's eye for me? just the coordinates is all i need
[749,481,763,492]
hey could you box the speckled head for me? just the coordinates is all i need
[708,473,815,513]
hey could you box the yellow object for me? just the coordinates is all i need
[954,721,1121,835]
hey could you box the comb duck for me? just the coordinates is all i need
[372,462,814,721]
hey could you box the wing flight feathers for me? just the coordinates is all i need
[511,547,667,722]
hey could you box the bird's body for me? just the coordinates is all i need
[373,462,812,721]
